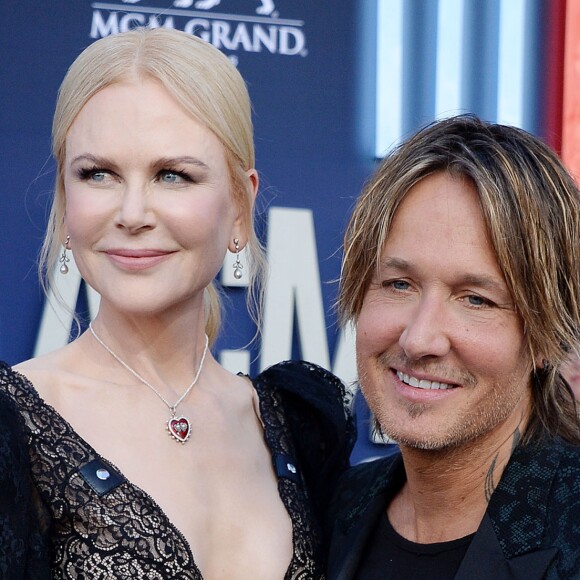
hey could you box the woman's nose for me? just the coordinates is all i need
[115,183,155,233]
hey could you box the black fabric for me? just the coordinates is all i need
[327,438,580,580]
[0,359,354,579]
[257,359,357,537]
[0,390,51,579]
[356,511,472,580]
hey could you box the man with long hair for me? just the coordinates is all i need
[329,115,580,579]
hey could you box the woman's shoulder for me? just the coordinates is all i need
[253,360,357,520]
[0,360,41,401]
[0,360,68,445]
[6,346,87,409]
[0,384,29,451]
[254,359,353,412]
[253,360,356,449]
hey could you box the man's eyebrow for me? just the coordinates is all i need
[379,257,413,272]
[456,273,508,295]
[380,257,509,295]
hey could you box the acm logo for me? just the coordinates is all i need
[121,0,277,16]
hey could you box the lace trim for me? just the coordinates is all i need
[253,370,323,579]
[0,362,323,579]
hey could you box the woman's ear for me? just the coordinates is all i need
[246,168,259,202]
[231,168,259,249]
[58,219,69,247]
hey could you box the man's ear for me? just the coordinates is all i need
[535,356,548,372]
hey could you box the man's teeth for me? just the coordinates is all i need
[396,371,453,390]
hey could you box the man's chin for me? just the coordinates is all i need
[377,420,468,452]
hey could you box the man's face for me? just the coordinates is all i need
[562,351,580,401]
[356,172,533,450]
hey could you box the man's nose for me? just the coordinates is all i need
[398,295,452,361]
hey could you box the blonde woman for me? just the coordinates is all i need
[1,28,353,579]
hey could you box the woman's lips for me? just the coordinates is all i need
[105,249,174,270]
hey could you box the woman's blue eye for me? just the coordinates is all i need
[77,167,109,182]
[159,170,192,184]
[161,172,180,183]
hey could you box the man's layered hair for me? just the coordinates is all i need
[339,115,580,444]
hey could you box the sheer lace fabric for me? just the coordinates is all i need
[0,361,339,579]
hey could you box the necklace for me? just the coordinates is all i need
[89,322,209,444]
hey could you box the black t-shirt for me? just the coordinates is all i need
[356,511,474,579]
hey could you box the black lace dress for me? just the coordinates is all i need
[0,390,50,579]
[0,360,354,579]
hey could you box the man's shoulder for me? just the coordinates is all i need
[497,437,580,505]
[553,437,580,464]
[510,437,580,480]
[540,438,580,508]
[487,437,580,574]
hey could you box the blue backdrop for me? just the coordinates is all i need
[0,0,556,463]
[1,0,387,462]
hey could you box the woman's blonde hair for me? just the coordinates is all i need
[42,27,266,344]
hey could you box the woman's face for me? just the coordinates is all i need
[63,77,256,318]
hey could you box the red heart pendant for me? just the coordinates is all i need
[167,416,191,443]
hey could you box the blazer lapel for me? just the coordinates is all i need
[457,440,564,580]
[327,490,387,580]
[455,513,557,580]
[328,453,404,580]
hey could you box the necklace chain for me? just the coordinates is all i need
[89,322,209,416]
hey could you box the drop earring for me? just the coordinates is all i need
[232,238,243,280]
[59,235,70,275]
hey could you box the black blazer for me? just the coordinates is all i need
[327,438,580,580]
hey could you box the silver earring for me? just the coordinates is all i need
[232,238,243,280]
[59,235,70,275]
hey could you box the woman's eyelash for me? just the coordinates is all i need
[74,166,197,183]
[158,169,196,182]
[76,166,107,180]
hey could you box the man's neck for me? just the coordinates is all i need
[387,424,523,544]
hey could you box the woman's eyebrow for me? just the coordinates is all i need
[152,156,210,170]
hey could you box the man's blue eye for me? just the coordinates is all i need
[468,295,486,306]
[393,280,409,290]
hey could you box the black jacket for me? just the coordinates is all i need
[327,437,580,579]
